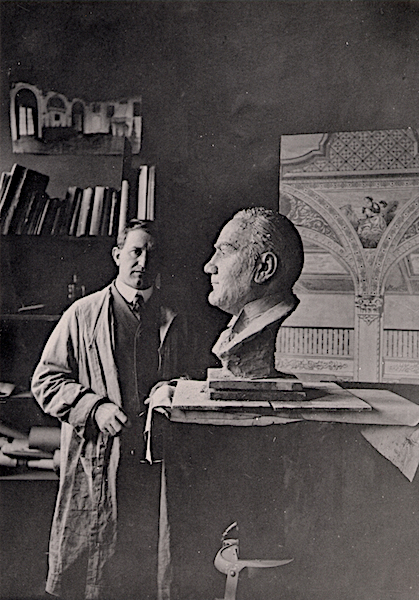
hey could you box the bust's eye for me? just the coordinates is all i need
[217,243,235,255]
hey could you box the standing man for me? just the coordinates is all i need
[32,219,193,600]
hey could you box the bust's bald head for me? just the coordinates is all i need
[204,207,304,315]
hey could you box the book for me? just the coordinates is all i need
[99,187,112,236]
[10,172,50,234]
[0,172,11,222]
[34,196,52,235]
[60,186,82,236]
[146,165,155,220]
[0,164,49,234]
[0,164,26,225]
[68,188,83,236]
[137,166,148,220]
[207,368,303,391]
[76,187,94,236]
[89,186,106,236]
[172,380,280,412]
[27,192,49,235]
[108,189,120,236]
[0,171,11,198]
[40,198,61,235]
[209,390,307,401]
[51,199,65,235]
[118,180,129,234]
[23,192,47,235]
[14,188,39,234]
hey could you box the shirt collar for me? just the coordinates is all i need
[228,293,297,334]
[115,276,153,305]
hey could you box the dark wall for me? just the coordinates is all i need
[2,0,419,341]
[2,5,419,598]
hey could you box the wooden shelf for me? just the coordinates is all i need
[1,314,60,321]
[0,470,58,480]
[0,229,116,391]
[0,234,114,240]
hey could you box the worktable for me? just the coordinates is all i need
[163,382,419,600]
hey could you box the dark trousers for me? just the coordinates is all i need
[103,452,161,600]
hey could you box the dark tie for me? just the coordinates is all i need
[132,292,144,321]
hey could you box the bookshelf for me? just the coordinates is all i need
[0,160,156,237]
[0,235,116,387]
[0,225,116,483]
[0,142,158,484]
[0,155,157,323]
[0,314,60,322]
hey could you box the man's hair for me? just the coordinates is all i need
[116,219,158,249]
[232,207,304,289]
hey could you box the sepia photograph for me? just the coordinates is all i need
[1,2,419,599]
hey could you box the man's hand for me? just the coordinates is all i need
[94,402,129,436]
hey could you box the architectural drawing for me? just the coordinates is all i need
[10,82,142,155]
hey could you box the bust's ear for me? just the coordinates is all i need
[254,251,278,284]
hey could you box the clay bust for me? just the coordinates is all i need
[204,207,304,378]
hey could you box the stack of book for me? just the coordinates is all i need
[207,369,306,402]
[0,164,121,236]
[171,371,372,413]
[0,164,49,234]
[68,185,121,237]
[0,163,156,236]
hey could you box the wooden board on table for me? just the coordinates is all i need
[172,380,372,412]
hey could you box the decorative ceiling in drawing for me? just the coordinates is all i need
[279,128,419,296]
[281,129,419,174]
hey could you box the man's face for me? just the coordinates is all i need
[204,219,258,315]
[112,229,158,290]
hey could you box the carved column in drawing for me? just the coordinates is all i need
[354,295,383,382]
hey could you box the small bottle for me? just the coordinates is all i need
[67,274,85,304]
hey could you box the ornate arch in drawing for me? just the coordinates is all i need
[281,183,368,294]
[279,129,419,381]
[280,129,419,295]
[377,193,419,293]
[281,184,419,327]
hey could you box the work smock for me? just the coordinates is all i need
[31,283,188,599]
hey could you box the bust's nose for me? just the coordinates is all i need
[204,260,217,275]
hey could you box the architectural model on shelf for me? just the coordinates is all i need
[10,82,142,155]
